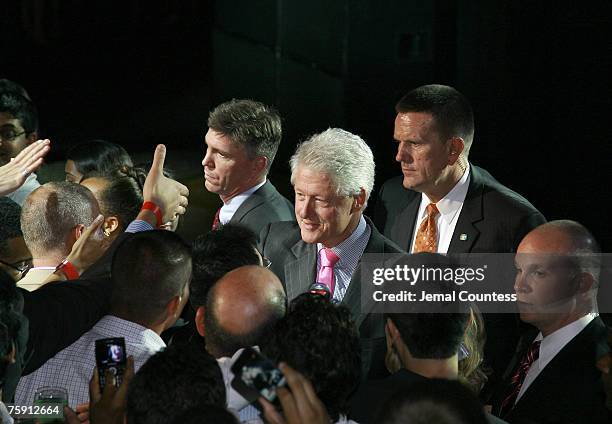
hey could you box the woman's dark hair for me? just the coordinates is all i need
[67,140,133,176]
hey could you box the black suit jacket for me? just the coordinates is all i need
[375,165,546,254]
[228,180,295,237]
[375,165,546,386]
[490,317,611,424]
[259,216,403,380]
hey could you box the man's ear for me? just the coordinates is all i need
[3,342,16,364]
[70,224,86,246]
[447,137,465,165]
[351,188,367,213]
[166,295,181,320]
[104,216,120,235]
[253,156,268,176]
[577,272,596,295]
[195,305,206,337]
[386,318,400,343]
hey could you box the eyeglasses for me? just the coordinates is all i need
[0,127,27,143]
[0,258,32,277]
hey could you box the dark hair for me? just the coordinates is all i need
[262,294,361,421]
[0,78,31,100]
[0,198,22,257]
[127,344,225,424]
[0,275,23,388]
[208,99,282,171]
[0,92,38,134]
[111,231,192,324]
[190,224,260,309]
[21,181,98,256]
[204,274,286,358]
[378,379,489,424]
[66,140,133,177]
[83,167,146,232]
[169,406,239,424]
[396,84,474,152]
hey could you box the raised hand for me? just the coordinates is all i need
[0,139,50,196]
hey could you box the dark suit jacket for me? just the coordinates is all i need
[259,216,403,380]
[228,180,295,237]
[375,165,545,254]
[375,165,546,387]
[489,317,611,424]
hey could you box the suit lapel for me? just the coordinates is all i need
[229,182,270,224]
[448,165,483,253]
[284,239,317,300]
[391,195,420,251]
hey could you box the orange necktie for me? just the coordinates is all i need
[413,203,439,253]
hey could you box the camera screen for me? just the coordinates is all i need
[238,352,286,402]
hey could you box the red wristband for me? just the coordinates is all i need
[141,201,163,228]
[55,259,80,280]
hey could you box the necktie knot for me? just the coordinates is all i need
[426,203,439,217]
[320,248,340,267]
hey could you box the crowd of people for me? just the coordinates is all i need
[1,78,611,424]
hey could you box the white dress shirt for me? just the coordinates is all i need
[516,313,597,402]
[16,267,55,292]
[316,215,370,303]
[219,180,267,225]
[16,315,165,408]
[409,166,470,254]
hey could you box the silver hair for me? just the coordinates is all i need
[21,181,99,257]
[290,128,375,202]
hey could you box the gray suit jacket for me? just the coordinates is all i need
[259,216,403,379]
[229,180,295,237]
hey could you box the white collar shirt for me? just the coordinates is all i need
[409,166,470,254]
[516,313,597,402]
[5,173,40,206]
[219,180,267,225]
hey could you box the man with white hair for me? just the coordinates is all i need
[260,128,403,379]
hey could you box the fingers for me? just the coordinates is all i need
[259,397,286,424]
[63,406,81,424]
[81,215,105,240]
[75,402,90,423]
[178,182,189,197]
[13,139,51,164]
[150,144,167,174]
[89,366,101,403]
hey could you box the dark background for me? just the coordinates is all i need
[1,0,611,249]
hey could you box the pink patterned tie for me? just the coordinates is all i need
[317,248,340,296]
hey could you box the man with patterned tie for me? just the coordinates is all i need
[489,220,610,423]
[203,99,295,234]
[260,128,403,380]
[374,84,546,385]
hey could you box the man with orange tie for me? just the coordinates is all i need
[374,84,546,388]
[202,99,294,234]
[260,128,403,380]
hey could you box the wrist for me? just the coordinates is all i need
[141,201,163,228]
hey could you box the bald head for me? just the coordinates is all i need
[204,265,286,358]
[515,220,600,335]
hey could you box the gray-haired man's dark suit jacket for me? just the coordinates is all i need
[259,216,403,380]
[228,180,295,236]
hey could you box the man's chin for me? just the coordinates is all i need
[204,179,221,194]
[299,228,323,245]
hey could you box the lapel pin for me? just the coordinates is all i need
[459,233,468,241]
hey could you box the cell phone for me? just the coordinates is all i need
[231,347,287,402]
[95,337,127,392]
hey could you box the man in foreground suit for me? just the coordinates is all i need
[490,220,610,423]
[260,128,403,379]
[202,99,295,234]
[375,84,546,383]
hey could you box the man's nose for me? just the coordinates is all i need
[202,149,213,168]
[395,142,412,163]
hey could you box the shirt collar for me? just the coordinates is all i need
[96,315,166,349]
[420,165,470,224]
[220,179,267,224]
[317,215,368,268]
[534,313,597,369]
